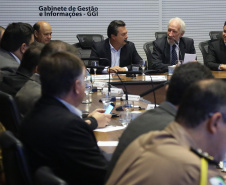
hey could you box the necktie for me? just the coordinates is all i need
[171,44,177,65]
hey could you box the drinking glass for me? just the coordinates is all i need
[119,110,132,126]
[82,79,92,104]
[139,60,146,76]
[91,61,99,78]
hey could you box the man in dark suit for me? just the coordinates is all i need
[149,17,196,72]
[21,52,112,185]
[90,20,142,73]
[205,22,226,70]
[0,22,34,69]
[105,62,214,182]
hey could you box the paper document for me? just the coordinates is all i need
[97,141,119,147]
[183,53,196,64]
[94,125,126,132]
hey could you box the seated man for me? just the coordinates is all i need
[106,79,226,184]
[205,21,226,70]
[0,42,44,96]
[0,22,34,69]
[15,40,78,116]
[104,62,214,182]
[149,17,196,72]
[33,21,52,44]
[21,52,112,185]
[90,20,142,73]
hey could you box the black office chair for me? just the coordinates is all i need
[199,40,210,64]
[143,41,154,68]
[155,32,167,39]
[35,166,68,185]
[74,34,104,58]
[0,91,21,137]
[209,31,222,40]
[0,131,33,185]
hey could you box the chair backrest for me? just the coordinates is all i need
[76,34,104,49]
[209,31,222,40]
[0,91,21,137]
[0,131,32,185]
[143,41,154,67]
[35,166,68,185]
[155,32,167,39]
[198,40,210,63]
[75,34,104,58]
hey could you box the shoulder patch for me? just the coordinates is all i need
[209,176,225,185]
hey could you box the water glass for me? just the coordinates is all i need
[82,80,92,104]
[119,110,132,126]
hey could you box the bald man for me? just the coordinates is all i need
[0,26,5,43]
[33,21,52,44]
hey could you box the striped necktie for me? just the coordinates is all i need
[171,44,177,65]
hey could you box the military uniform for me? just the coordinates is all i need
[106,122,224,185]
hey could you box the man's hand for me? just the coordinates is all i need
[220,64,226,71]
[88,109,112,128]
[107,66,126,73]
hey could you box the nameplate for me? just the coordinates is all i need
[92,74,112,80]
[145,75,167,82]
[146,104,159,110]
[102,88,124,95]
[122,94,140,101]
[93,82,106,88]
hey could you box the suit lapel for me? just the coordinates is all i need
[179,38,186,60]
[164,39,171,64]
[104,39,112,66]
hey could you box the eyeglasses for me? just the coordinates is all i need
[208,112,226,121]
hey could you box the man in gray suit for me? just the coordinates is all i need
[105,62,214,182]
[15,40,78,116]
[0,22,34,69]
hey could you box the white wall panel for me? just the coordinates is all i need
[1,0,226,63]
[0,0,159,60]
[162,0,226,63]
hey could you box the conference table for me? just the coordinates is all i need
[78,71,226,153]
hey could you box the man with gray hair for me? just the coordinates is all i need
[149,17,196,72]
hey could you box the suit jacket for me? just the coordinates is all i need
[105,101,176,182]
[15,73,41,116]
[106,122,222,185]
[149,36,196,72]
[90,38,142,73]
[0,48,19,69]
[205,38,226,70]
[20,95,108,185]
[0,67,31,96]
